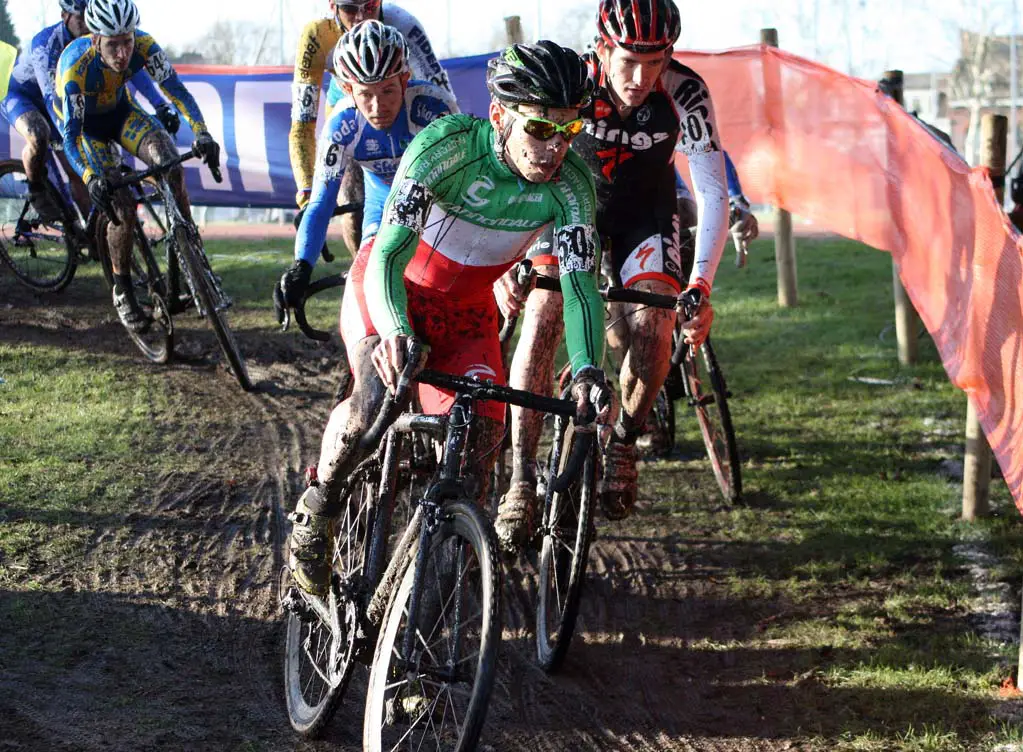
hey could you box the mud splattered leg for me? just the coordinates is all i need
[138,129,193,223]
[315,336,387,512]
[616,279,676,437]
[13,111,51,186]
[508,266,564,485]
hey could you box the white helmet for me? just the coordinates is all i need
[59,0,89,14]
[333,20,410,85]
[85,0,140,36]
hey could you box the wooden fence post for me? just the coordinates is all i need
[881,70,921,366]
[962,113,1006,521]
[504,16,524,45]
[760,28,798,307]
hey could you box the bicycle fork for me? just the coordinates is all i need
[397,395,474,679]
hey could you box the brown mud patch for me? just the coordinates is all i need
[2,270,856,751]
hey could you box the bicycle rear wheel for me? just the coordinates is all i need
[283,466,378,736]
[535,416,596,672]
[364,500,501,752]
[682,337,742,503]
[0,159,77,292]
[173,224,251,390]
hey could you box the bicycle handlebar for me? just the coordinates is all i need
[102,147,216,227]
[358,340,596,492]
[525,262,698,366]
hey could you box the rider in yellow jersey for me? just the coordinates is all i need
[290,0,454,255]
[56,0,221,332]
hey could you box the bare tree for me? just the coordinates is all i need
[186,19,284,66]
[953,29,997,164]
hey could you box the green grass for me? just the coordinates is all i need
[3,234,1023,749]
[643,235,1023,751]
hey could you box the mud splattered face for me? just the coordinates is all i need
[345,74,408,131]
[494,104,580,184]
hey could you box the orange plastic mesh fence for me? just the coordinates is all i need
[674,45,1023,509]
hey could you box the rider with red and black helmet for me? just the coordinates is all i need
[495,0,730,551]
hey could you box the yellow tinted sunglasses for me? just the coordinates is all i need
[505,106,585,141]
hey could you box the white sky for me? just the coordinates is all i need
[11,0,1020,76]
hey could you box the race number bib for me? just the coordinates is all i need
[291,83,318,122]
[67,92,85,123]
[556,224,598,276]
[676,107,714,155]
[385,179,434,234]
[144,51,173,84]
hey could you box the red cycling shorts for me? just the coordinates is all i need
[339,241,506,422]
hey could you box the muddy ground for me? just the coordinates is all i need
[2,274,860,751]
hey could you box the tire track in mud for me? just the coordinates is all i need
[3,272,793,750]
[491,521,793,752]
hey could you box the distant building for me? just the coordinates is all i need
[904,30,1021,156]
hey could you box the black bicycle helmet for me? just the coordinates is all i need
[597,0,681,53]
[486,41,592,110]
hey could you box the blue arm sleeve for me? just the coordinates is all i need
[294,174,342,266]
[326,77,343,110]
[724,151,742,199]
[129,68,167,109]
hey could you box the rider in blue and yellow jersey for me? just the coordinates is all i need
[55,0,221,332]
[0,0,178,219]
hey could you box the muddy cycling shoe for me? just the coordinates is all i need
[28,188,63,224]
[287,485,333,597]
[112,284,150,333]
[599,440,638,520]
[494,480,538,555]
[635,417,670,458]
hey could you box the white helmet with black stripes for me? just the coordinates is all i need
[333,20,410,85]
[85,0,140,37]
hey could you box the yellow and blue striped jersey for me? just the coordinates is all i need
[56,32,206,181]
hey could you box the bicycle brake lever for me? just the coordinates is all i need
[393,339,423,402]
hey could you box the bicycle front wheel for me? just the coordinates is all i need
[683,338,742,503]
[364,500,501,752]
[536,417,597,672]
[0,159,77,292]
[173,225,251,390]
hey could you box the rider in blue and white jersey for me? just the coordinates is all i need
[0,0,178,218]
[275,20,457,315]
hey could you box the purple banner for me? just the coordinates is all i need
[0,53,493,209]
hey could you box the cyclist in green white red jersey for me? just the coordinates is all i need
[285,41,613,597]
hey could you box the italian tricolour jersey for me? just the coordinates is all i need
[365,114,606,374]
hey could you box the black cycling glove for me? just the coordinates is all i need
[87,176,114,218]
[281,259,312,309]
[569,366,613,426]
[193,132,220,169]
[155,103,180,135]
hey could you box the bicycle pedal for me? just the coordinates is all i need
[280,585,318,622]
